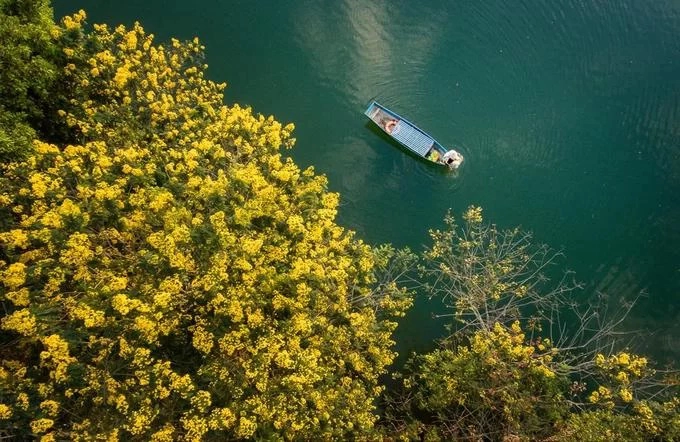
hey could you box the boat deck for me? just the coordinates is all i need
[390,122,435,157]
[366,104,436,157]
[364,99,463,169]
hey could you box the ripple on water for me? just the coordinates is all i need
[293,0,450,111]
[294,0,680,360]
[622,81,680,190]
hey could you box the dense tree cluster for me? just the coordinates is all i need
[0,3,678,441]
[0,7,410,440]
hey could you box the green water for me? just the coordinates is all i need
[55,0,680,363]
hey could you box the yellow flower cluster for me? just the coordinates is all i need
[590,351,651,405]
[61,9,85,31]
[40,335,77,383]
[0,11,409,440]
[469,322,556,378]
[1,309,38,336]
[0,404,12,419]
[2,262,26,289]
[463,205,484,224]
[30,418,54,434]
[407,320,563,435]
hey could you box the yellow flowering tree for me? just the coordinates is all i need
[556,398,680,441]
[385,207,679,440]
[391,321,567,440]
[0,11,411,440]
[554,351,680,441]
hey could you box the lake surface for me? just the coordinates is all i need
[55,0,680,364]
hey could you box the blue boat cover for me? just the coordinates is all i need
[391,122,434,157]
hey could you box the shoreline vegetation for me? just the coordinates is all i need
[0,1,678,440]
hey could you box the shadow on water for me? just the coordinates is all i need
[363,120,466,185]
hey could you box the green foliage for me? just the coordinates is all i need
[556,398,680,442]
[0,108,35,163]
[392,322,568,440]
[0,12,411,440]
[0,0,60,163]
[556,409,648,442]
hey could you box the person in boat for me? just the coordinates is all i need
[382,118,398,134]
[442,150,464,169]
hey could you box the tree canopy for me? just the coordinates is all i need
[0,10,410,440]
[384,207,680,441]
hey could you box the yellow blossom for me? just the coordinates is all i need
[1,309,37,336]
[59,232,93,266]
[16,393,29,410]
[114,65,133,88]
[150,425,175,442]
[30,418,54,434]
[237,416,257,438]
[619,388,633,402]
[40,400,60,416]
[2,229,29,248]
[0,17,410,440]
[463,206,483,223]
[6,288,31,306]
[191,326,214,354]
[70,303,106,328]
[108,276,128,291]
[40,334,77,383]
[124,31,138,50]
[0,404,12,419]
[2,262,27,288]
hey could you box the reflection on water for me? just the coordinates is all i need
[591,260,643,306]
[625,88,680,190]
[293,0,446,109]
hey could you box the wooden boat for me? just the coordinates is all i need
[364,100,463,169]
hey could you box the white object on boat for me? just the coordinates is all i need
[442,150,464,169]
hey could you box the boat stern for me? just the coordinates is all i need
[442,149,464,169]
